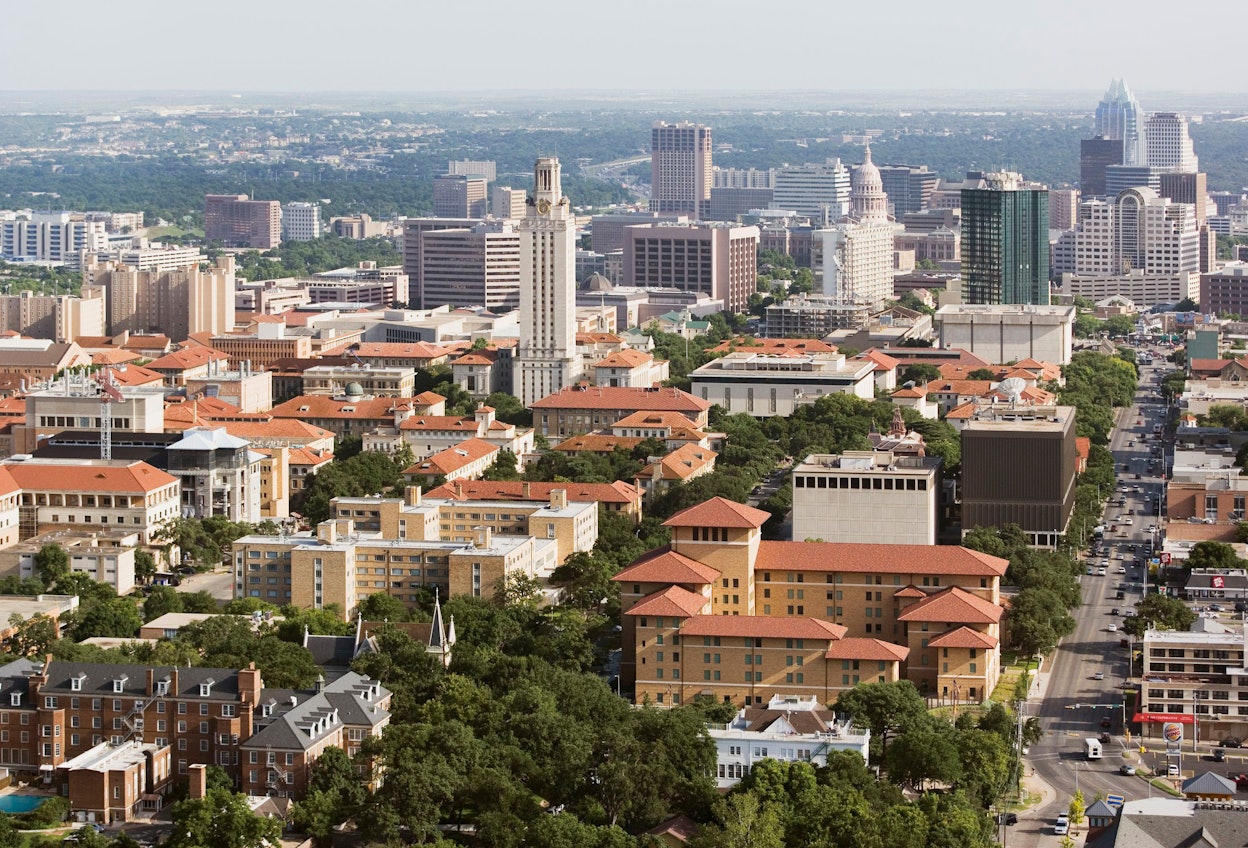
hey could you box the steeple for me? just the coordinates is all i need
[428,588,446,649]
[889,406,906,438]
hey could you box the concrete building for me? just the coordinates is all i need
[4,530,138,595]
[86,257,235,340]
[280,202,322,242]
[305,263,409,307]
[165,427,263,523]
[877,165,938,217]
[772,159,850,222]
[960,403,1078,548]
[491,186,526,220]
[1200,263,1248,317]
[1105,164,1161,198]
[1050,187,1079,231]
[447,159,496,181]
[1145,112,1199,173]
[763,294,872,336]
[0,290,106,343]
[813,223,894,307]
[1138,621,1248,742]
[650,122,712,218]
[623,222,759,313]
[614,497,1007,706]
[590,212,688,254]
[0,212,106,267]
[419,222,521,310]
[961,173,1049,305]
[515,158,581,407]
[690,350,877,416]
[204,195,281,249]
[329,214,387,240]
[432,174,489,219]
[301,365,416,398]
[1159,172,1209,227]
[1061,272,1199,308]
[708,696,870,788]
[935,303,1075,365]
[791,451,941,545]
[1080,136,1123,198]
[530,386,710,440]
[707,187,774,223]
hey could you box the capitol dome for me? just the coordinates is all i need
[850,143,889,221]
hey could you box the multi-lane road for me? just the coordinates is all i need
[1009,352,1172,844]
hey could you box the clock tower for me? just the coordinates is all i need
[515,157,579,406]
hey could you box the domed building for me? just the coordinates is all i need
[850,143,889,222]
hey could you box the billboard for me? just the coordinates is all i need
[1163,722,1185,745]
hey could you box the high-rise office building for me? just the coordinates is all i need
[1159,171,1209,227]
[877,164,938,217]
[650,122,712,218]
[204,195,282,249]
[420,222,522,311]
[1094,78,1143,166]
[1144,112,1199,173]
[1079,137,1123,198]
[491,186,527,220]
[401,217,483,306]
[281,202,322,242]
[622,223,759,313]
[0,212,107,268]
[433,175,489,218]
[1049,187,1079,231]
[772,159,851,222]
[447,160,497,181]
[1104,165,1161,199]
[960,173,1050,305]
[515,158,578,406]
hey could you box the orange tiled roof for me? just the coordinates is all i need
[712,337,837,354]
[595,349,653,369]
[663,497,770,529]
[89,350,141,366]
[412,391,447,407]
[1188,358,1230,373]
[756,541,1008,577]
[638,444,716,482]
[6,461,177,493]
[147,347,229,371]
[577,332,622,344]
[895,585,927,599]
[929,379,994,396]
[891,386,927,399]
[614,547,720,585]
[554,434,645,453]
[895,586,1004,624]
[824,638,910,661]
[625,586,709,618]
[612,410,701,430]
[530,386,710,413]
[287,447,334,467]
[105,364,164,386]
[858,350,901,371]
[945,401,978,420]
[1075,437,1091,462]
[0,467,18,496]
[679,616,847,640]
[405,438,498,475]
[270,396,401,420]
[351,342,456,360]
[216,419,336,442]
[927,626,999,649]
[425,479,641,505]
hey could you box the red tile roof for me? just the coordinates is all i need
[625,585,709,618]
[577,332,621,344]
[147,347,230,371]
[612,411,702,431]
[595,349,653,369]
[351,342,456,360]
[1075,437,1091,463]
[1189,358,1231,373]
[553,434,645,453]
[663,497,770,529]
[6,461,177,493]
[105,364,164,386]
[425,479,641,505]
[824,638,910,661]
[712,337,837,354]
[679,616,847,640]
[405,438,498,475]
[270,396,401,420]
[613,548,720,585]
[755,541,1008,577]
[894,585,927,599]
[857,350,901,371]
[216,420,336,442]
[0,467,18,496]
[927,626,999,649]
[530,386,710,414]
[895,586,1003,624]
[286,447,334,467]
[637,445,717,482]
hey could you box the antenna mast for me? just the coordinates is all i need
[99,366,123,460]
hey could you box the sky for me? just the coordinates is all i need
[0,0,1242,95]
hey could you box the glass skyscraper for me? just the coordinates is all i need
[961,179,1050,305]
[1094,78,1143,167]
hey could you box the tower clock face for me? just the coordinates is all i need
[537,199,551,215]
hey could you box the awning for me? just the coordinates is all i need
[1134,712,1195,724]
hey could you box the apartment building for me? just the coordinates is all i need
[0,291,106,343]
[432,175,489,219]
[530,386,711,440]
[614,497,1007,707]
[791,451,941,545]
[281,202,322,242]
[4,530,139,595]
[650,122,712,218]
[86,258,236,340]
[1138,622,1248,743]
[0,212,106,267]
[204,195,281,249]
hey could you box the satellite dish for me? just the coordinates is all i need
[998,377,1027,405]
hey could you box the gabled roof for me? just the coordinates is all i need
[679,616,847,640]
[106,364,164,386]
[425,479,641,505]
[891,386,927,399]
[1084,799,1118,819]
[1182,771,1237,796]
[5,460,177,493]
[287,447,334,467]
[944,401,979,420]
[663,497,770,529]
[147,347,230,371]
[858,349,901,371]
[613,547,720,585]
[595,349,653,369]
[270,395,400,420]
[896,586,1004,624]
[927,626,999,649]
[405,438,498,475]
[350,342,456,360]
[823,638,909,661]
[625,585,709,618]
[215,419,336,442]
[637,444,717,482]
[530,385,710,414]
[756,541,1008,577]
[895,585,927,599]
[612,410,703,431]
[553,434,645,453]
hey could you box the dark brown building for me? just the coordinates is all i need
[204,195,282,249]
[960,404,1077,548]
[1080,137,1123,198]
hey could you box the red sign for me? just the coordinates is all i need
[1214,576,1226,588]
[1161,553,1172,565]
[1134,712,1195,724]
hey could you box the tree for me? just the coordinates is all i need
[1123,594,1196,637]
[834,680,927,759]
[1068,789,1086,828]
[134,550,158,583]
[291,748,366,847]
[165,787,282,848]
[355,591,406,621]
[34,543,69,585]
[142,585,184,622]
[691,792,784,848]
[70,598,142,640]
[885,730,962,790]
[899,363,941,386]
[481,450,522,481]
[1006,586,1076,657]
[1185,540,1246,571]
[7,613,58,657]
[967,368,997,380]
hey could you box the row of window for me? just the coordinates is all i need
[795,475,929,491]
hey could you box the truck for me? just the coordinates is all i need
[1084,738,1103,759]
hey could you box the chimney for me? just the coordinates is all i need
[317,520,337,544]
[550,489,568,510]
[238,663,261,707]
[188,764,209,800]
[146,668,155,696]
[522,481,531,499]
[476,526,492,549]
[405,485,422,507]
[453,480,464,500]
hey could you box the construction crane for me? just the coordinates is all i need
[98,366,123,460]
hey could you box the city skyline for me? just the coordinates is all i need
[1,0,1242,95]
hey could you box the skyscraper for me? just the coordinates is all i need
[877,165,938,217]
[1079,137,1123,198]
[772,159,850,221]
[1094,78,1143,166]
[433,175,489,218]
[650,122,712,218]
[961,173,1050,305]
[516,158,578,406]
[1144,113,1199,173]
[204,195,282,249]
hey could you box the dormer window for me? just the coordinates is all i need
[70,675,85,692]
[200,679,215,697]
[262,700,275,717]
[156,679,170,697]
[112,676,127,694]
[9,693,20,706]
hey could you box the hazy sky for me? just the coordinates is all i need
[1,0,1240,94]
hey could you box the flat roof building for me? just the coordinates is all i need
[792,451,941,545]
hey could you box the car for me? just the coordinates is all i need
[1221,738,1243,748]
[1086,566,1095,576]
[1098,568,1108,576]
[1111,608,1120,615]
[1055,814,1070,836]
[1093,671,1105,680]
[1215,749,1228,762]
[1100,731,1112,742]
[1120,764,1137,775]
[1101,717,1113,728]
[1210,604,1224,612]
[996,813,1019,826]
[1107,623,1118,632]
[1118,566,1127,574]
[1167,764,1181,777]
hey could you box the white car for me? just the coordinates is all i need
[1107,623,1118,632]
[1098,568,1108,576]
[1167,764,1180,777]
[1054,817,1070,836]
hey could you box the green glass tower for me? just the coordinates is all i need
[960,182,1049,305]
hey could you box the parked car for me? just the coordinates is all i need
[1167,764,1181,777]
[1229,772,1248,789]
[1107,623,1118,632]
[1220,738,1242,748]
[996,813,1018,826]
[1110,608,1120,616]
[1093,671,1105,680]
[1099,731,1112,743]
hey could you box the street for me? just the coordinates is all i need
[1011,351,1170,845]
